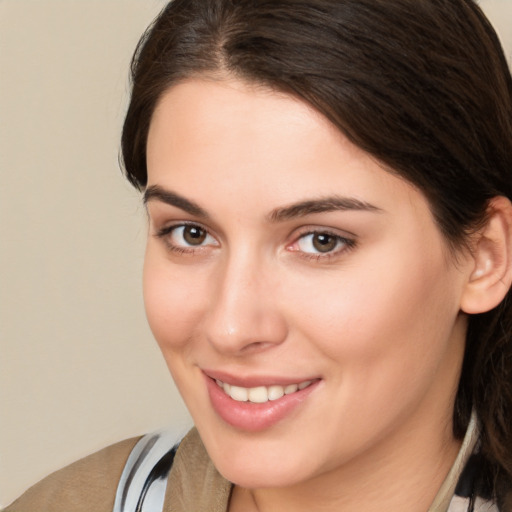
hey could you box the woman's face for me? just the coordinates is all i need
[144,79,470,488]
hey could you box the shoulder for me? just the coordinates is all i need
[3,437,141,512]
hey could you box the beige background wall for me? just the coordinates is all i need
[0,1,191,507]
[0,0,511,507]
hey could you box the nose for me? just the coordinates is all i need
[203,252,288,356]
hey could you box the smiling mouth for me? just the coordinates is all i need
[215,378,314,403]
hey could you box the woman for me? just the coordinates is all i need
[5,0,512,511]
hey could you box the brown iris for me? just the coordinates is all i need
[183,225,207,245]
[312,233,338,253]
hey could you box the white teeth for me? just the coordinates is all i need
[229,385,248,402]
[284,384,298,395]
[216,379,313,403]
[298,380,312,390]
[268,385,285,401]
[248,386,268,403]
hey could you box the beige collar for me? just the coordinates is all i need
[428,410,479,511]
[164,428,231,512]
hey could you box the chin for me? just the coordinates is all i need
[218,460,307,490]
[198,428,320,490]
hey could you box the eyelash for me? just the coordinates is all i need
[155,222,217,255]
[288,229,357,261]
[154,223,357,260]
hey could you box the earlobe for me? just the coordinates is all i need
[460,196,512,315]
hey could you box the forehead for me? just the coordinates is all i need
[149,80,362,176]
[146,78,430,224]
[148,78,329,161]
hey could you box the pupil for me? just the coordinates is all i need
[184,226,206,245]
[312,233,336,253]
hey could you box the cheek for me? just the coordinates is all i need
[142,247,207,354]
[286,240,463,396]
[275,248,465,463]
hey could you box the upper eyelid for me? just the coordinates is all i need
[155,220,211,235]
[147,207,225,239]
[153,221,356,252]
[290,224,358,241]
[155,222,220,247]
[156,224,355,239]
[153,224,218,257]
[292,231,355,247]
[290,231,357,261]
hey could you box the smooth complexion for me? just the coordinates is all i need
[144,79,475,512]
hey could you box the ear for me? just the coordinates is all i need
[460,196,512,314]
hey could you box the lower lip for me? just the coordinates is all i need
[204,375,319,432]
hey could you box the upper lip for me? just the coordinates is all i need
[202,369,320,388]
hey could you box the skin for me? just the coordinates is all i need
[143,78,476,512]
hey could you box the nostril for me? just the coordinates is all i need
[239,341,276,354]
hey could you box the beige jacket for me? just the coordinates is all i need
[3,414,484,512]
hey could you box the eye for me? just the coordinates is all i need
[156,223,218,251]
[298,233,339,253]
[289,230,355,258]
[173,225,208,246]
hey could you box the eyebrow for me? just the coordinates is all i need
[143,185,209,218]
[268,196,382,222]
[143,185,382,221]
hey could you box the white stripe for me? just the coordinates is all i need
[113,430,182,512]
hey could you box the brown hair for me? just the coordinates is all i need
[121,0,512,506]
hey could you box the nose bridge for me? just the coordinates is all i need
[205,245,287,354]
